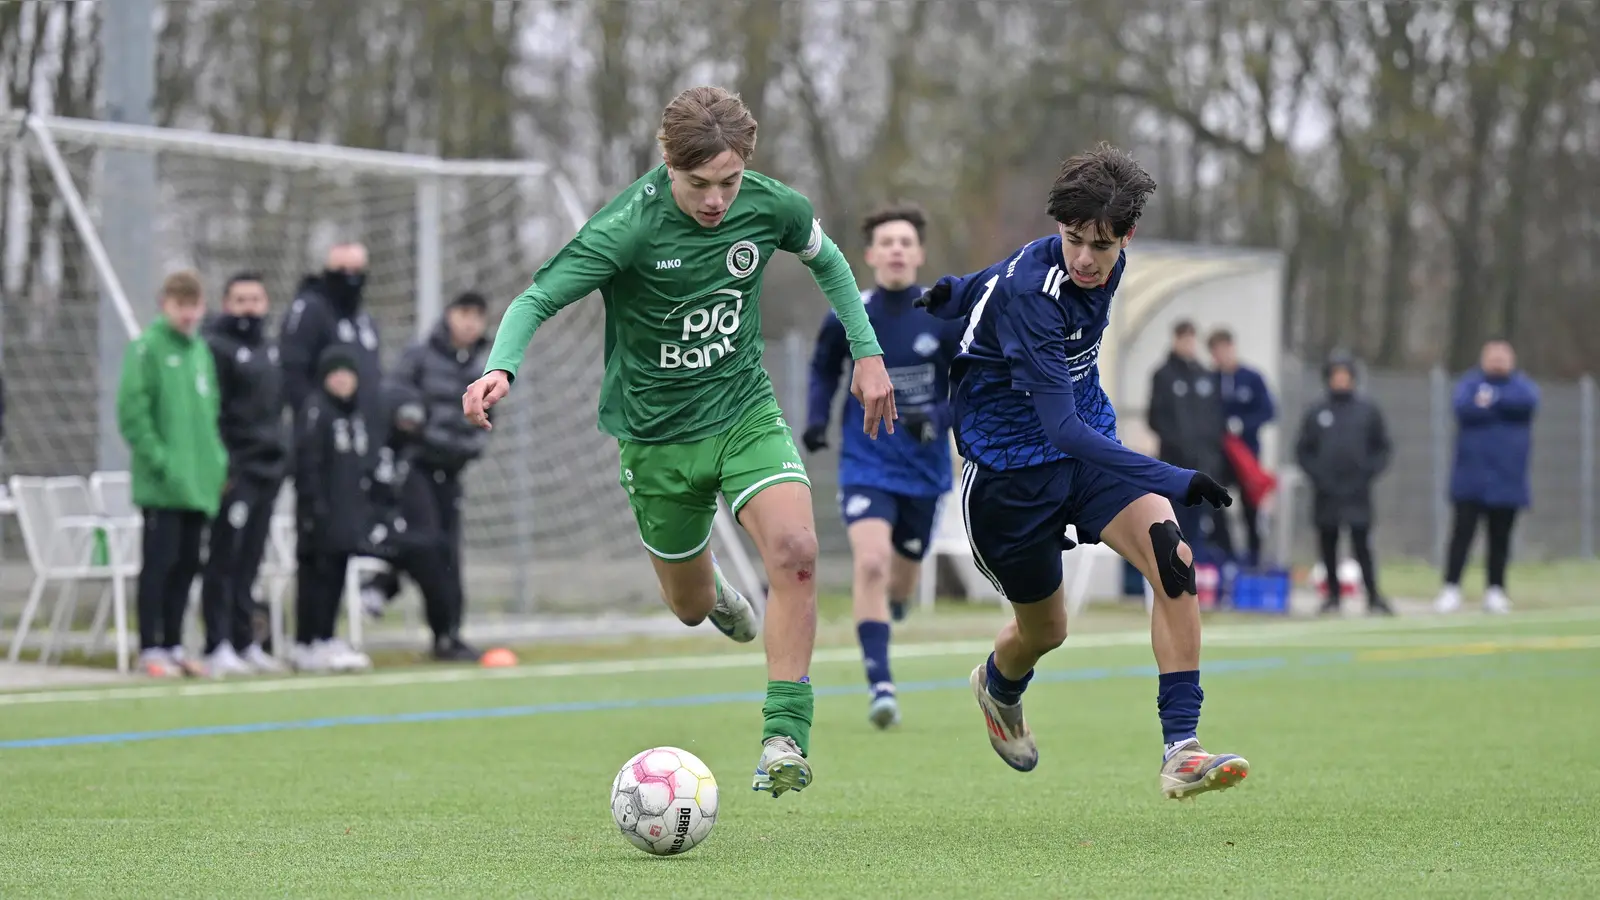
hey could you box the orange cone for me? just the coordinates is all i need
[480,647,518,668]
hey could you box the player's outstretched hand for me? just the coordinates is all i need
[801,424,828,453]
[463,370,511,431]
[852,355,897,440]
[912,280,949,311]
[1183,472,1233,509]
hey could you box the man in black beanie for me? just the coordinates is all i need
[1293,353,1394,616]
[361,290,493,661]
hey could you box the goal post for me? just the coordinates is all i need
[1,113,767,629]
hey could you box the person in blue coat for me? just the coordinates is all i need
[804,203,964,730]
[1436,339,1539,614]
[1207,329,1276,566]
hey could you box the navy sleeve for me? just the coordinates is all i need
[1240,369,1276,430]
[278,296,328,414]
[999,294,1193,499]
[806,311,850,431]
[1497,373,1540,420]
[1453,372,1497,426]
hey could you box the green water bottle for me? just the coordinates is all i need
[92,527,108,567]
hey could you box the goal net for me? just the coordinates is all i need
[1,115,761,624]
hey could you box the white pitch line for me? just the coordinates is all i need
[1,606,1596,708]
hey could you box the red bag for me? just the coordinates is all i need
[1222,433,1278,508]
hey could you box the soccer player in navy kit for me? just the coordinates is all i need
[805,204,964,729]
[917,145,1249,800]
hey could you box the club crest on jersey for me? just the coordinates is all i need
[726,240,760,278]
[913,333,940,357]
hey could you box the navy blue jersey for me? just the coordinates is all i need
[807,285,964,497]
[921,236,1192,500]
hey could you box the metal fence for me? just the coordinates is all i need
[768,337,1600,567]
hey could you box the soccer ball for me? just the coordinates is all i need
[610,747,718,855]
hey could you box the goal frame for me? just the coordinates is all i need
[6,111,769,635]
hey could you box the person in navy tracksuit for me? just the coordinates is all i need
[1207,328,1276,566]
[804,203,964,730]
[1436,338,1539,615]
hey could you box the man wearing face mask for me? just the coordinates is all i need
[199,272,290,676]
[280,242,384,428]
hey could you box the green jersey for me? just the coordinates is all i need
[486,165,881,444]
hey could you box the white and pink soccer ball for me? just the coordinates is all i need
[610,747,719,856]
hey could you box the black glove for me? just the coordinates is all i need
[1183,472,1233,509]
[801,424,828,453]
[912,280,950,311]
[899,408,940,445]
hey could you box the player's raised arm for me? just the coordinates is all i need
[465,201,641,429]
[1000,295,1229,509]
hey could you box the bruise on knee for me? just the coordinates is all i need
[768,530,819,583]
[1149,520,1196,599]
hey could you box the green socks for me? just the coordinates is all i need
[761,679,814,756]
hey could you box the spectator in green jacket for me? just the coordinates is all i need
[116,270,229,678]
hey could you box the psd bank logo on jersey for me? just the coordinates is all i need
[726,240,760,278]
[659,288,744,370]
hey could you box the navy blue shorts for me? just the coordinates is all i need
[838,485,941,561]
[960,458,1146,604]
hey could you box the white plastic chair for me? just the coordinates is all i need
[256,480,299,659]
[7,476,138,673]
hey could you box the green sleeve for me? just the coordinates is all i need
[777,186,882,360]
[115,340,168,478]
[484,199,641,380]
[802,237,881,360]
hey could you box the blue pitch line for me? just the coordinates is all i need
[0,653,1349,752]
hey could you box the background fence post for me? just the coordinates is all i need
[1581,374,1596,559]
[1430,366,1450,567]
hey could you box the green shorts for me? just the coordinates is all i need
[618,395,810,561]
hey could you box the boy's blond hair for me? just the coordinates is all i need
[161,270,204,305]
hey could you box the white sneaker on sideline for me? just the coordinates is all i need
[323,638,373,673]
[1484,587,1512,614]
[139,647,179,678]
[243,644,289,674]
[1434,584,1462,614]
[206,644,255,678]
[292,641,332,673]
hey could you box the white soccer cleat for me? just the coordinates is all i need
[1484,587,1512,615]
[243,644,289,674]
[867,691,901,730]
[1434,585,1462,614]
[707,560,759,643]
[970,664,1038,772]
[751,736,812,798]
[206,644,255,678]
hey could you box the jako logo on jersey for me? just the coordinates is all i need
[655,259,682,270]
[726,241,760,278]
[659,288,743,370]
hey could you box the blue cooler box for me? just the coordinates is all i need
[1230,569,1291,614]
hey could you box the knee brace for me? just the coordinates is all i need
[1149,521,1196,599]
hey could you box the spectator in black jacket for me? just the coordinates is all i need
[1147,320,1233,563]
[362,291,491,661]
[293,345,376,674]
[200,272,289,676]
[365,381,479,661]
[279,242,383,428]
[1294,354,1394,616]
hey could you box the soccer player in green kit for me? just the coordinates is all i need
[462,86,895,799]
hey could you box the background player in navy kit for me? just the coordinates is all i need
[916,144,1246,800]
[804,203,964,729]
